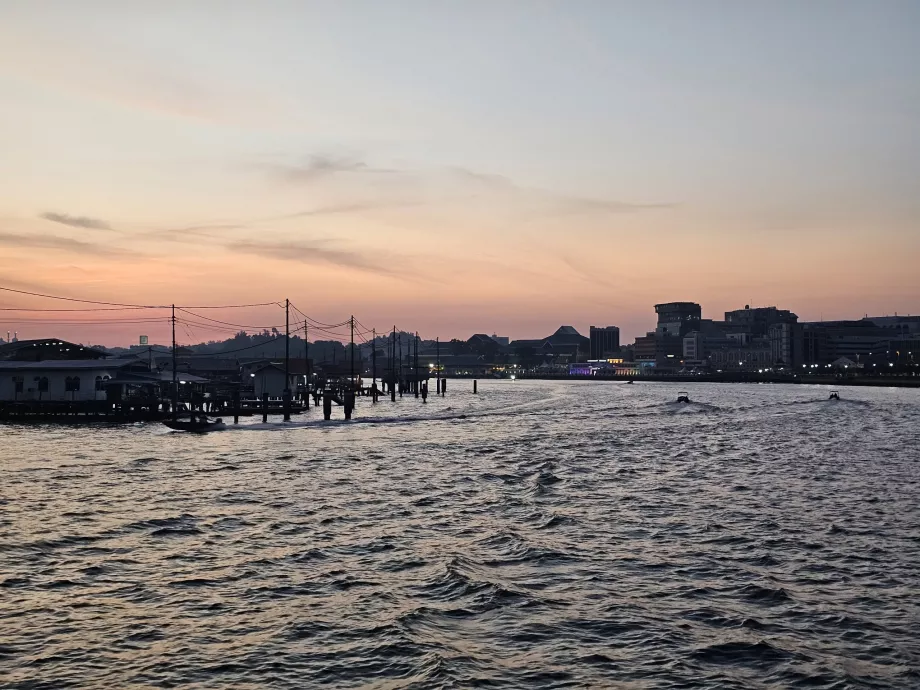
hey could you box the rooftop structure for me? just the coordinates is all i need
[655,302,702,337]
[0,338,109,362]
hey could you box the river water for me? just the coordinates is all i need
[1,380,919,688]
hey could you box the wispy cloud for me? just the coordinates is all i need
[0,232,138,257]
[135,224,241,244]
[269,155,400,183]
[228,239,405,279]
[446,166,677,216]
[545,196,678,217]
[40,212,114,231]
[278,200,421,220]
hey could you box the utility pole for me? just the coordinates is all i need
[414,332,419,398]
[372,328,377,401]
[171,304,177,421]
[436,336,440,394]
[304,320,309,401]
[390,326,396,401]
[350,315,355,391]
[398,331,403,397]
[284,298,291,421]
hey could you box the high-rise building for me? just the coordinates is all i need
[725,305,798,337]
[655,302,702,337]
[683,331,704,362]
[589,326,620,359]
[769,322,801,367]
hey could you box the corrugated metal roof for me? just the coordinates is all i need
[0,358,139,371]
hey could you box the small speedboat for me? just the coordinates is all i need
[828,391,840,400]
[163,416,226,433]
[676,391,691,403]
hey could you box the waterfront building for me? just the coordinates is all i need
[862,315,920,335]
[708,342,773,370]
[633,332,657,362]
[725,305,798,337]
[249,363,299,398]
[683,331,704,363]
[655,302,702,337]
[589,326,620,360]
[769,322,802,368]
[510,326,590,364]
[0,358,157,402]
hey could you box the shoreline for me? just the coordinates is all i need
[516,374,920,388]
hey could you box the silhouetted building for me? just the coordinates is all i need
[709,342,772,370]
[510,326,590,364]
[0,338,108,361]
[862,315,920,335]
[801,324,829,365]
[725,305,798,337]
[589,326,620,359]
[769,322,801,367]
[634,333,657,362]
[655,302,702,337]
[683,331,704,362]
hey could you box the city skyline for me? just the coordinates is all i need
[2,1,919,346]
[1,283,916,350]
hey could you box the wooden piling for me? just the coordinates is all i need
[282,388,292,422]
[473,379,477,394]
[261,392,268,423]
[344,390,355,420]
[233,389,240,424]
[323,391,332,420]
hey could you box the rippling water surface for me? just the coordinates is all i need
[2,380,920,688]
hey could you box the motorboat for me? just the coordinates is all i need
[828,390,840,400]
[163,416,226,432]
[676,391,691,403]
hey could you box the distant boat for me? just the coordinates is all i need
[676,391,691,403]
[163,416,226,433]
[828,390,840,400]
[626,379,634,384]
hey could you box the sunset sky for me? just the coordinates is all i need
[1,1,918,346]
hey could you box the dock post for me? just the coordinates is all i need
[422,382,428,402]
[323,391,332,420]
[473,380,477,394]
[261,392,268,423]
[390,380,396,402]
[344,390,354,420]
[283,387,291,422]
[233,389,240,424]
[442,378,447,395]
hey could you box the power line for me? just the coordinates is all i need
[0,306,156,312]
[176,308,285,331]
[176,301,282,309]
[0,286,165,308]
[1,285,283,310]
